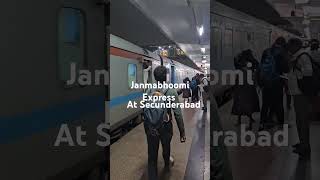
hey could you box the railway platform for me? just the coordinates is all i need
[217,98,320,180]
[111,103,210,180]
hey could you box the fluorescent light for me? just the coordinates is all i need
[202,60,207,63]
[201,48,205,53]
[198,25,204,36]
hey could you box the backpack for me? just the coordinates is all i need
[259,48,280,87]
[190,79,197,90]
[143,88,169,135]
[294,52,320,96]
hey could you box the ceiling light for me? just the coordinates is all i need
[198,25,204,36]
[158,46,161,49]
[202,60,207,63]
[201,48,205,54]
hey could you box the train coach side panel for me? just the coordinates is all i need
[110,55,143,130]
[0,0,106,179]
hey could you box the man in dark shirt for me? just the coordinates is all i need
[144,66,186,180]
[259,37,289,130]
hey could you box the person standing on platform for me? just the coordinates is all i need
[286,38,313,158]
[211,90,233,180]
[191,76,199,102]
[143,61,152,84]
[310,39,320,120]
[258,37,289,130]
[232,49,260,130]
[199,74,209,112]
[143,66,186,180]
[182,77,192,102]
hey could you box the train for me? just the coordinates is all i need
[109,34,202,138]
[210,1,299,104]
[109,1,301,136]
[0,0,107,179]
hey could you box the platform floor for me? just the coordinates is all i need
[110,103,210,180]
[218,98,320,180]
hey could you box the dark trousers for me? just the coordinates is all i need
[192,87,199,102]
[260,84,284,126]
[202,91,208,109]
[287,94,292,108]
[293,95,311,150]
[144,122,173,180]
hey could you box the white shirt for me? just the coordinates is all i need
[286,49,313,95]
[199,77,209,92]
[143,66,152,84]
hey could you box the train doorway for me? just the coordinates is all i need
[171,65,175,84]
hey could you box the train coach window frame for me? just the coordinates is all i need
[212,27,222,62]
[57,7,88,88]
[224,28,233,62]
[128,63,137,88]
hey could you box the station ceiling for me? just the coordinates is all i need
[110,0,207,71]
[129,0,210,68]
[110,0,174,46]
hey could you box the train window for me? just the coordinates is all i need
[240,31,246,51]
[224,29,233,61]
[58,8,86,84]
[212,27,221,61]
[247,32,252,42]
[128,64,137,87]
[233,30,241,56]
[248,32,255,50]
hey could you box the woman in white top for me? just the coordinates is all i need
[286,38,313,158]
[143,61,152,84]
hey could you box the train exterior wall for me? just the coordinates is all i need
[109,35,202,132]
[0,0,105,179]
[211,1,296,97]
[110,55,143,130]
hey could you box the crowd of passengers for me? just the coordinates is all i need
[232,37,320,159]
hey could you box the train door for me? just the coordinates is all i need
[1,0,107,180]
[171,65,176,84]
[55,0,107,179]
